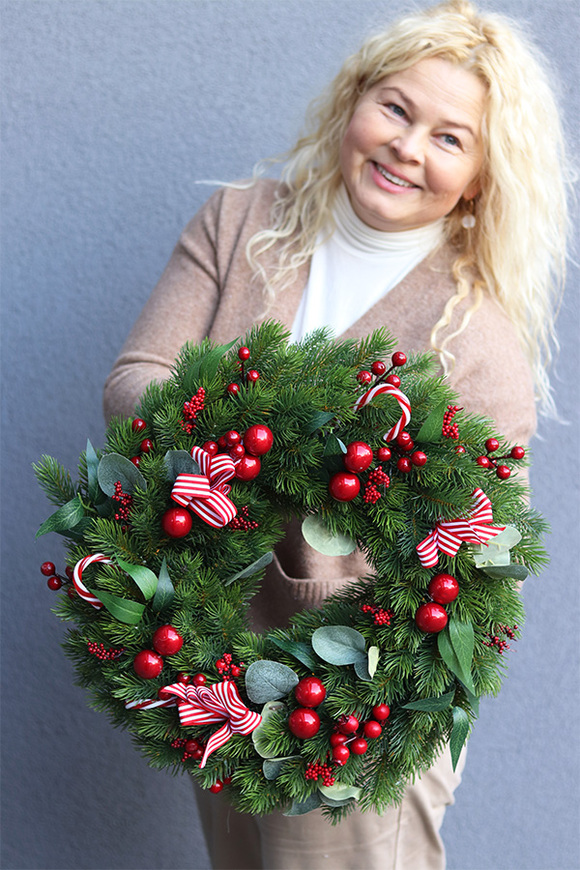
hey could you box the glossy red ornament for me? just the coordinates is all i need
[376,446,392,462]
[371,360,386,376]
[133,650,164,679]
[338,714,359,735]
[177,672,191,683]
[476,455,491,468]
[132,418,147,433]
[227,383,240,396]
[371,703,390,722]
[385,374,401,387]
[192,673,207,686]
[185,739,200,754]
[238,346,251,361]
[288,708,321,739]
[350,738,368,756]
[130,456,141,467]
[225,430,241,446]
[511,446,525,460]
[209,781,224,793]
[415,602,448,633]
[428,573,459,604]
[244,424,274,456]
[140,438,154,453]
[363,720,382,739]
[41,561,56,576]
[397,457,412,473]
[497,465,511,480]
[329,472,360,501]
[235,455,261,481]
[246,369,260,383]
[229,444,245,460]
[47,575,63,591]
[344,441,374,473]
[162,507,193,538]
[396,431,413,451]
[330,732,348,747]
[152,625,184,656]
[391,352,407,367]
[331,744,350,765]
[294,676,326,708]
[485,438,500,453]
[411,450,427,467]
[202,440,219,455]
[357,370,372,384]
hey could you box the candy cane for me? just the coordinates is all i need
[125,697,177,711]
[354,383,412,442]
[72,553,113,609]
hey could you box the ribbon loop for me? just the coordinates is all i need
[171,446,238,528]
[416,488,505,568]
[354,382,412,442]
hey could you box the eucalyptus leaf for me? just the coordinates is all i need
[86,439,100,501]
[117,558,158,600]
[415,400,449,444]
[450,706,470,770]
[303,410,336,435]
[36,495,86,539]
[283,792,322,816]
[448,619,474,680]
[152,558,175,611]
[199,338,238,380]
[323,435,347,456]
[320,795,357,808]
[302,515,356,557]
[97,453,147,496]
[311,626,367,665]
[251,701,286,758]
[354,645,379,682]
[164,450,201,483]
[438,629,475,695]
[483,564,529,582]
[471,526,522,567]
[224,552,274,587]
[318,783,362,802]
[269,636,319,670]
[245,660,299,704]
[403,689,455,712]
[262,757,298,781]
[92,589,146,625]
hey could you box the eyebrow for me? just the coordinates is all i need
[378,86,478,140]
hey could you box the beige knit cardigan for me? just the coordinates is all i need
[104,180,536,630]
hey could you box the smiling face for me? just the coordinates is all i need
[339,58,487,232]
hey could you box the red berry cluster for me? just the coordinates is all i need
[305,759,335,786]
[329,705,391,764]
[227,346,261,394]
[476,439,526,481]
[112,480,133,523]
[361,603,395,626]
[356,352,407,388]
[215,653,244,679]
[202,424,273,482]
[40,561,71,591]
[363,466,391,504]
[130,419,155,466]
[180,737,206,762]
[415,573,460,633]
[442,405,462,439]
[484,624,518,655]
[87,641,125,661]
[228,505,259,531]
[180,387,206,434]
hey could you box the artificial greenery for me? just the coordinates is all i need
[35,321,547,821]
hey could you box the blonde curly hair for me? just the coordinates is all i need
[247,0,571,417]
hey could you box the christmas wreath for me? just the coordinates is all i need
[35,321,547,821]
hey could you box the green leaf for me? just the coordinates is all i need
[245,660,299,704]
[437,629,475,695]
[92,589,145,625]
[199,338,238,380]
[302,515,356,557]
[97,453,147,495]
[323,435,347,456]
[269,636,319,670]
[303,410,336,435]
[152,558,175,611]
[311,626,367,665]
[448,619,474,681]
[367,645,379,678]
[36,495,86,539]
[117,558,158,600]
[262,757,298,781]
[224,552,274,587]
[86,439,100,501]
[450,706,470,770]
[318,782,362,802]
[403,689,455,712]
[354,646,379,682]
[471,526,522,567]
[164,450,201,483]
[416,400,449,444]
[483,564,529,582]
[252,701,286,758]
[283,792,322,816]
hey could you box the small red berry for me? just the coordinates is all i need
[140,438,154,453]
[411,450,427,467]
[385,374,401,388]
[329,472,360,501]
[209,781,224,794]
[476,455,491,468]
[330,732,348,747]
[132,418,147,433]
[162,507,193,538]
[357,370,372,384]
[130,456,141,467]
[371,360,386,376]
[177,672,191,683]
[391,352,407,367]
[229,444,245,460]
[485,438,500,453]
[376,446,392,462]
[344,441,374,473]
[238,346,251,361]
[203,440,219,455]
[397,457,412,473]
[350,738,369,755]
[225,430,241,446]
[133,650,164,679]
[40,561,56,576]
[371,703,390,722]
[496,465,511,480]
[184,739,200,754]
[363,720,382,739]
[338,714,359,735]
[294,676,326,708]
[47,576,63,591]
[246,369,260,383]
[227,383,240,396]
[510,446,525,460]
[192,673,206,686]
[288,708,321,739]
[331,745,350,765]
[428,573,459,604]
[415,602,448,633]
[234,455,261,481]
[455,444,466,455]
[396,431,413,450]
[230,665,241,677]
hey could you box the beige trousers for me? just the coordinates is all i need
[193,745,466,870]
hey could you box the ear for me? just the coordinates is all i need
[462,178,481,201]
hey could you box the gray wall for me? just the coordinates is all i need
[1,1,578,868]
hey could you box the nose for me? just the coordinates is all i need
[389,127,426,164]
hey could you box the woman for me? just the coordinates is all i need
[104,1,570,867]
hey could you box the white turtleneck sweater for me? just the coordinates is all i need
[291,186,444,342]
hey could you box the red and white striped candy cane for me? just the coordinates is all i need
[353,382,412,442]
[72,553,113,609]
[125,697,177,711]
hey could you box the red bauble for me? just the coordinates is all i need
[376,446,392,462]
[185,739,200,754]
[371,360,386,376]
[238,346,251,361]
[397,457,412,473]
[344,441,374,473]
[338,714,359,735]
[244,424,274,456]
[350,738,369,756]
[162,507,193,538]
[133,650,164,679]
[497,465,511,480]
[329,472,360,501]
[152,625,184,656]
[511,445,525,460]
[288,708,321,739]
[203,440,219,455]
[371,703,390,722]
[235,455,261,481]
[330,732,348,747]
[41,561,56,576]
[391,352,407,367]
[415,602,448,633]
[363,720,382,739]
[428,573,459,604]
[331,745,350,765]
[294,676,326,708]
[47,575,63,591]
[140,438,154,453]
[485,438,499,453]
[411,450,427,467]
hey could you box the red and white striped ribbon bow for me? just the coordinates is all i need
[353,382,412,442]
[171,445,238,528]
[416,488,505,568]
[161,680,262,768]
[72,553,113,609]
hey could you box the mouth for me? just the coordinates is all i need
[373,162,418,189]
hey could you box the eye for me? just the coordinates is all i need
[386,102,407,118]
[440,133,460,148]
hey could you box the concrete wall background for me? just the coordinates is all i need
[1,1,578,868]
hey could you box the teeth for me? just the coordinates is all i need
[375,164,415,188]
